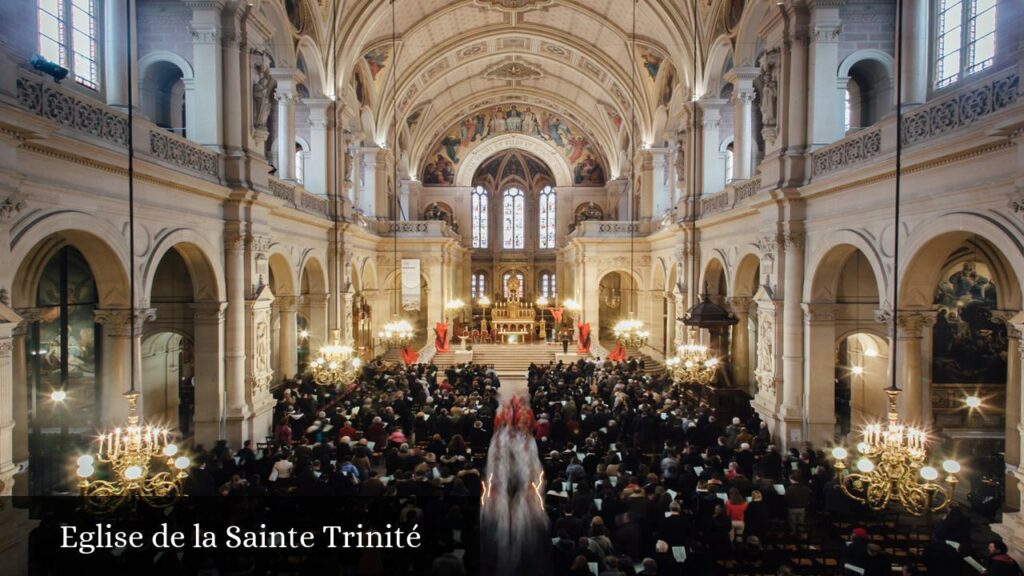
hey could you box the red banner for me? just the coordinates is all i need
[549,307,564,324]
[608,342,627,362]
[577,321,592,354]
[435,322,450,352]
[400,345,419,366]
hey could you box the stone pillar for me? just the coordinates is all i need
[779,230,806,443]
[220,5,245,157]
[728,297,752,390]
[636,149,655,220]
[277,295,298,380]
[0,309,20,497]
[304,294,328,353]
[699,98,727,195]
[93,308,155,425]
[190,302,225,445]
[992,326,1024,562]
[727,68,759,180]
[649,148,671,219]
[271,68,303,181]
[803,303,838,445]
[9,315,32,498]
[375,148,392,220]
[305,98,331,195]
[103,0,137,109]
[1006,324,1022,509]
[358,146,379,215]
[807,0,845,147]
[185,0,224,149]
[894,311,930,422]
[898,0,929,107]
[223,231,249,443]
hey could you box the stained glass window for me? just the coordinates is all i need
[471,272,487,299]
[503,271,525,299]
[540,272,557,299]
[935,0,996,89]
[539,186,556,249]
[472,186,488,248]
[38,0,99,90]
[503,187,525,249]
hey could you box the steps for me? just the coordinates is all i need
[437,343,566,376]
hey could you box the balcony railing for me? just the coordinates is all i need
[569,220,653,237]
[267,177,330,218]
[699,177,764,217]
[377,220,455,238]
[902,70,1020,147]
[810,127,883,178]
[16,68,221,182]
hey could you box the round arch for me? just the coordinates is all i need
[142,229,224,304]
[10,211,131,309]
[806,231,888,304]
[700,255,729,296]
[455,134,574,187]
[900,214,1024,310]
[731,249,761,298]
[838,49,895,83]
[299,251,329,295]
[267,250,297,297]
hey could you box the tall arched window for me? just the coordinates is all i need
[539,185,556,249]
[503,187,525,249]
[471,185,488,248]
[38,0,100,89]
[471,272,488,299]
[724,145,734,183]
[540,272,557,299]
[294,145,305,185]
[935,0,997,89]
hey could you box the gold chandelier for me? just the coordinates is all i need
[77,391,190,513]
[666,341,718,385]
[310,329,362,386]
[830,387,960,516]
[379,318,415,348]
[613,317,649,349]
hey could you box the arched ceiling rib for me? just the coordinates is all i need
[326,0,729,180]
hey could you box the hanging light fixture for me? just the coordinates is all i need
[76,0,188,512]
[310,329,362,386]
[380,0,414,351]
[666,329,718,385]
[611,0,649,351]
[830,0,958,515]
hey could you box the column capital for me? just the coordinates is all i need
[276,295,299,312]
[190,301,227,324]
[783,230,805,251]
[270,67,305,97]
[724,66,760,91]
[802,302,838,324]
[726,296,753,317]
[94,308,157,337]
[895,310,936,338]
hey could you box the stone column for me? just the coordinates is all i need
[649,148,672,219]
[9,314,32,498]
[190,302,225,445]
[305,98,331,195]
[1006,324,1022,509]
[699,98,727,195]
[803,302,838,445]
[304,294,328,354]
[898,0,929,106]
[271,68,303,181]
[728,297,753,390]
[807,0,845,147]
[220,5,245,157]
[358,146,379,215]
[93,308,155,425]
[223,231,249,440]
[277,296,298,380]
[0,310,20,497]
[727,68,759,180]
[993,327,1024,562]
[185,0,225,149]
[103,0,137,109]
[894,311,930,422]
[636,149,655,220]
[779,230,806,443]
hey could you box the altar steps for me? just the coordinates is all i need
[429,343,567,376]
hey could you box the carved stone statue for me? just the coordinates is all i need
[253,63,275,129]
[758,49,779,142]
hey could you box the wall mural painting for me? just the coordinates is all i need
[422,105,606,186]
[641,49,664,81]
[363,47,390,82]
[932,261,1007,384]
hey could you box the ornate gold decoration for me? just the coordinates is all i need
[830,387,960,516]
[310,330,361,386]
[77,392,190,514]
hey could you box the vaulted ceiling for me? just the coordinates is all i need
[324,0,741,181]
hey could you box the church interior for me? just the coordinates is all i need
[1,0,1024,574]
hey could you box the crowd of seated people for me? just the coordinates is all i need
[527,357,1019,576]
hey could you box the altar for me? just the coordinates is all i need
[490,276,536,344]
